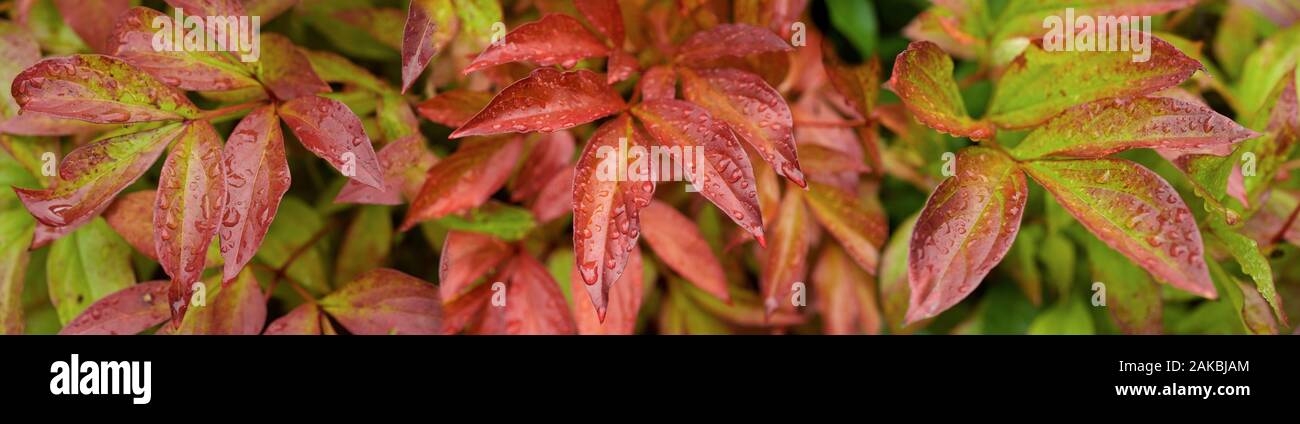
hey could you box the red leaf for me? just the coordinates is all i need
[908,147,1026,323]
[463,14,609,74]
[263,303,327,335]
[440,281,493,334]
[680,67,804,187]
[30,206,107,250]
[675,23,792,63]
[631,99,765,244]
[812,244,881,335]
[886,41,993,140]
[1023,158,1216,299]
[320,268,442,335]
[53,0,130,54]
[531,165,575,223]
[59,281,171,335]
[1010,96,1258,160]
[639,200,729,302]
[173,270,266,335]
[0,111,115,137]
[155,121,227,321]
[511,130,575,201]
[573,246,643,335]
[639,65,676,102]
[402,0,458,93]
[438,231,512,302]
[450,68,626,138]
[804,180,888,275]
[104,190,160,259]
[417,89,493,128]
[255,34,331,101]
[572,115,655,319]
[763,186,811,315]
[12,55,200,123]
[334,134,438,205]
[111,7,260,91]
[220,105,290,282]
[607,49,638,84]
[822,42,881,120]
[401,136,523,230]
[279,95,385,189]
[15,123,185,227]
[489,254,576,334]
[575,0,625,43]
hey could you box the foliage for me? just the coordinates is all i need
[1,0,1299,335]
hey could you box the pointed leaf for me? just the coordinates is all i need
[764,186,811,315]
[639,65,676,102]
[1023,158,1216,299]
[675,23,792,63]
[12,55,200,123]
[804,180,887,275]
[401,136,523,229]
[219,105,290,282]
[607,49,638,84]
[335,135,439,205]
[886,41,992,140]
[812,244,882,335]
[450,68,626,138]
[263,303,326,335]
[402,0,458,93]
[255,34,331,101]
[822,43,880,120]
[492,254,576,334]
[907,147,1026,323]
[511,130,575,201]
[987,35,1203,129]
[1011,97,1258,160]
[15,123,185,227]
[639,200,728,302]
[47,217,136,324]
[111,7,260,91]
[680,67,804,187]
[320,268,442,335]
[575,0,624,43]
[53,0,130,54]
[156,121,226,320]
[59,281,170,335]
[632,99,765,243]
[1210,220,1285,323]
[439,230,512,302]
[573,246,642,335]
[280,95,384,189]
[417,89,493,128]
[174,270,266,335]
[463,14,608,74]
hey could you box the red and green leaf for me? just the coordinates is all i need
[907,147,1026,323]
[12,55,200,123]
[1011,97,1258,160]
[47,217,136,324]
[320,268,442,335]
[804,180,888,276]
[450,68,626,138]
[1023,158,1216,299]
[401,0,458,93]
[334,134,438,205]
[263,303,330,335]
[112,7,260,92]
[59,281,170,335]
[886,41,992,140]
[173,270,267,335]
[155,121,226,320]
[812,244,882,335]
[254,34,331,101]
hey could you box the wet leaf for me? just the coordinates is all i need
[1023,158,1216,299]
[402,136,523,229]
[402,0,458,93]
[451,68,626,138]
[886,41,992,140]
[254,34,331,101]
[680,67,804,187]
[812,243,881,335]
[572,115,655,317]
[987,35,1203,129]
[335,134,439,205]
[1010,97,1257,160]
[486,253,576,334]
[907,147,1026,324]
[804,180,887,275]
[417,89,494,128]
[639,200,727,302]
[320,268,442,335]
[15,123,185,227]
[606,48,638,84]
[463,13,608,74]
[675,23,792,63]
[639,65,676,102]
[47,217,136,324]
[155,121,227,321]
[174,270,266,335]
[12,55,200,123]
[280,95,385,189]
[112,7,260,91]
[572,246,642,335]
[220,105,290,282]
[59,281,170,335]
[1210,220,1285,323]
[438,230,512,302]
[632,100,765,243]
[575,0,624,43]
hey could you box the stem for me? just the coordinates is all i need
[259,223,335,304]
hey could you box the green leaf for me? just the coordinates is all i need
[826,0,878,57]
[886,41,994,140]
[991,1,1195,44]
[0,209,35,334]
[304,49,394,95]
[1077,227,1162,334]
[1236,25,1300,122]
[173,270,266,335]
[1027,295,1095,335]
[435,202,536,241]
[1210,220,1285,323]
[335,205,393,285]
[256,198,329,295]
[1039,231,1076,295]
[46,217,136,324]
[987,35,1202,129]
[1001,223,1043,305]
